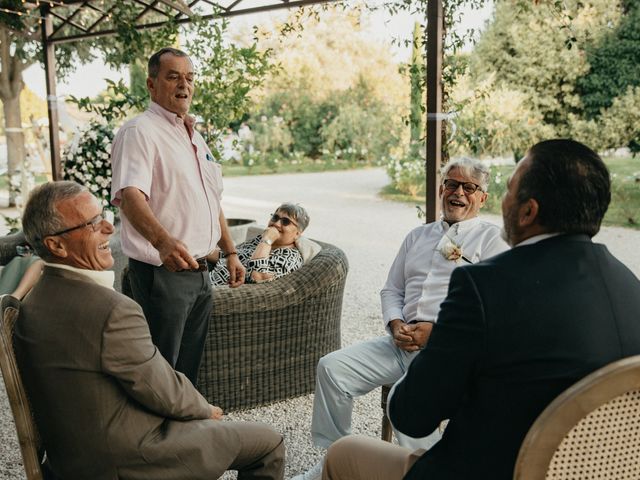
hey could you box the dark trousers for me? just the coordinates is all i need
[127,259,212,386]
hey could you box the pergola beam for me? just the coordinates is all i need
[46,0,339,44]
[41,5,63,181]
[425,0,443,222]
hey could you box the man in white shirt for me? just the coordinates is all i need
[293,157,509,480]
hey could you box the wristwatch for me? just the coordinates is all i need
[261,237,273,246]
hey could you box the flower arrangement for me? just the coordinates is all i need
[61,120,115,214]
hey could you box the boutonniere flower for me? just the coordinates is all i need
[440,237,473,264]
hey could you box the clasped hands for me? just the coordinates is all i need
[389,319,434,352]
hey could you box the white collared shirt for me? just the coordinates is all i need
[515,233,562,247]
[415,217,509,323]
[381,217,508,328]
[44,262,115,290]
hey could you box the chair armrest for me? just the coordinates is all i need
[211,243,348,314]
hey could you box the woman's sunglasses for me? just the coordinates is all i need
[270,213,298,228]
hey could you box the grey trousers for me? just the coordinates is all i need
[127,259,212,386]
[311,335,441,450]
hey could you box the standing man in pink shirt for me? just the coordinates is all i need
[110,47,245,385]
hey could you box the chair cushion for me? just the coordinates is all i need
[295,236,322,263]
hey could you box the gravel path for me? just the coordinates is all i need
[1,168,639,479]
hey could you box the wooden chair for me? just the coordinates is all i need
[514,355,640,479]
[0,294,44,480]
[381,384,393,442]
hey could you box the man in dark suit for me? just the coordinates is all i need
[321,139,640,480]
[14,181,284,479]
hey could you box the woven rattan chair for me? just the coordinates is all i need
[120,229,348,412]
[0,294,44,480]
[0,231,28,265]
[197,238,348,411]
[514,355,640,480]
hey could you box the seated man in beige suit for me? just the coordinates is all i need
[14,181,285,480]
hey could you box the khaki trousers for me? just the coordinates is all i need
[323,435,424,480]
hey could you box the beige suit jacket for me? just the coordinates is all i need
[15,266,238,479]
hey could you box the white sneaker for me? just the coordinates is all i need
[291,459,323,480]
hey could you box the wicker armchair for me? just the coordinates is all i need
[197,236,347,411]
[514,355,640,479]
[0,231,28,266]
[120,228,348,412]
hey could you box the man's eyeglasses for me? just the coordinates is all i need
[443,179,483,195]
[270,213,298,228]
[45,210,113,238]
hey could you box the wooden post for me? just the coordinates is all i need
[41,5,62,181]
[425,0,444,223]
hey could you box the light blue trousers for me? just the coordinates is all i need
[311,335,441,451]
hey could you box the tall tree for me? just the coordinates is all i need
[577,0,640,119]
[469,0,620,134]
[1,3,46,202]
[0,1,178,203]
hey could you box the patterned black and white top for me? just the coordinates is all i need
[209,234,304,286]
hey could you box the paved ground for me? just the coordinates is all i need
[1,168,639,479]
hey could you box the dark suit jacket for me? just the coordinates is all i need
[389,234,640,479]
[14,267,240,480]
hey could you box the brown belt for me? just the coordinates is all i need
[191,257,208,272]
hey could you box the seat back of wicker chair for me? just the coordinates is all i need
[197,241,348,412]
[513,355,640,480]
[0,294,45,480]
[0,232,28,266]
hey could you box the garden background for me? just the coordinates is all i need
[1,0,639,228]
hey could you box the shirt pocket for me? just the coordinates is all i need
[198,150,223,194]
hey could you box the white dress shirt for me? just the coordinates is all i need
[381,217,508,329]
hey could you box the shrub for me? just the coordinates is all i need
[386,152,426,197]
[569,86,640,155]
[61,120,115,213]
[451,75,556,160]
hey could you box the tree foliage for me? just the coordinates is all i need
[468,0,619,134]
[245,6,405,162]
[409,21,424,146]
[187,16,273,151]
[570,85,640,154]
[0,0,179,203]
[576,0,640,118]
[452,73,555,160]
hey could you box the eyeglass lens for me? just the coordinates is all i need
[444,179,481,194]
[270,213,293,227]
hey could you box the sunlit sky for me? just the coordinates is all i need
[23,1,494,99]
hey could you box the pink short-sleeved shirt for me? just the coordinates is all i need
[110,101,223,266]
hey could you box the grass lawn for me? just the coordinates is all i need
[381,156,640,230]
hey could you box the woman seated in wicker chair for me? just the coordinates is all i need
[207,203,310,286]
